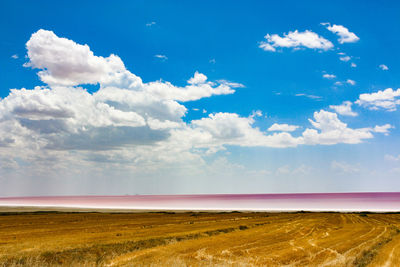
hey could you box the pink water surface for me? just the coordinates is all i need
[0,192,400,212]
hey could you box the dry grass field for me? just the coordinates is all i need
[1,209,400,266]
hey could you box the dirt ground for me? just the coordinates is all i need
[1,208,400,266]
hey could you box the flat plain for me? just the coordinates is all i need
[1,209,400,266]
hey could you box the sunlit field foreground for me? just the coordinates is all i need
[1,210,400,266]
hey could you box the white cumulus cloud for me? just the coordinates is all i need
[329,101,358,117]
[259,30,333,52]
[268,123,299,132]
[0,29,391,178]
[355,88,400,111]
[373,124,394,135]
[24,29,135,87]
[0,29,242,155]
[323,23,359,44]
[187,71,208,84]
[379,64,389,71]
[339,56,351,62]
[190,112,303,149]
[302,110,374,145]
[323,73,336,79]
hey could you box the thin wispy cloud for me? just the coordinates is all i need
[334,81,343,86]
[275,164,311,176]
[154,54,168,60]
[295,93,322,100]
[331,161,360,174]
[216,79,245,88]
[385,154,400,162]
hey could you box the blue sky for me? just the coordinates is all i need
[0,0,400,196]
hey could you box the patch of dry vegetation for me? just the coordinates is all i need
[1,210,400,266]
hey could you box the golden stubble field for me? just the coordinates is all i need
[1,209,400,266]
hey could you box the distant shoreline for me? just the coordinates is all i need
[1,206,400,214]
[1,193,400,212]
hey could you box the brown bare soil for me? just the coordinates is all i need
[1,210,400,266]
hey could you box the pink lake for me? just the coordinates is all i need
[0,192,400,212]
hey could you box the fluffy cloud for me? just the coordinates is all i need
[192,113,258,140]
[259,42,276,52]
[0,30,241,158]
[259,30,333,52]
[323,24,359,44]
[0,29,391,178]
[329,101,358,117]
[188,71,207,84]
[355,88,400,111]
[143,77,236,102]
[323,74,336,79]
[249,110,263,119]
[25,29,137,87]
[373,124,394,135]
[268,123,299,132]
[190,112,303,148]
[379,64,389,71]
[339,56,351,62]
[0,86,146,130]
[346,79,356,85]
[190,110,383,149]
[302,110,374,145]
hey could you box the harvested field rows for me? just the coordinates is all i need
[1,211,400,266]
